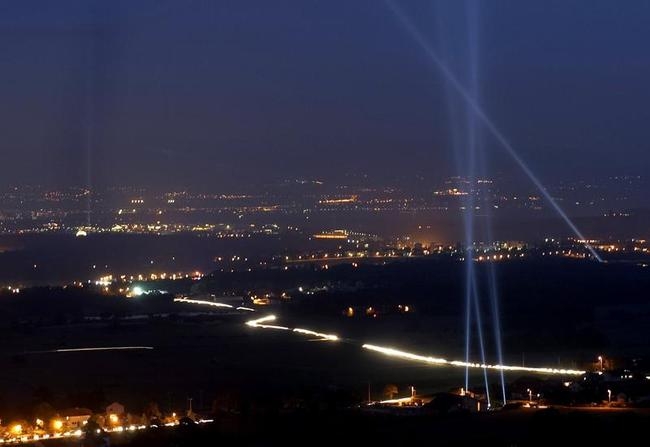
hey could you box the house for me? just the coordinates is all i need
[106,402,125,416]
[60,408,92,429]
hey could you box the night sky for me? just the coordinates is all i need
[1,0,649,189]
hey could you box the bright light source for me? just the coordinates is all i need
[131,286,144,296]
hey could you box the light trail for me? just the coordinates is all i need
[180,296,584,379]
[256,324,291,331]
[362,343,585,376]
[174,297,257,312]
[293,328,339,341]
[236,306,256,312]
[246,315,339,341]
[245,314,277,327]
[246,315,582,376]
[384,0,602,262]
[52,346,154,353]
[174,297,234,308]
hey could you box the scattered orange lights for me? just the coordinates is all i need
[313,230,348,240]
[318,196,357,205]
[0,408,212,443]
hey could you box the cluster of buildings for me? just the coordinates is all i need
[364,355,650,417]
[0,402,188,444]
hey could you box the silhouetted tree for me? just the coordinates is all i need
[144,401,161,421]
[383,384,398,400]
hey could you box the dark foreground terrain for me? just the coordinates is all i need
[35,407,650,447]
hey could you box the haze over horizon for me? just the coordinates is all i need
[1,0,649,191]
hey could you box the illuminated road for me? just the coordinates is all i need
[246,315,339,341]
[285,255,396,264]
[174,299,585,376]
[361,344,585,376]
[174,297,255,312]
[52,346,154,353]
[244,314,583,376]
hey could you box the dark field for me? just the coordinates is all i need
[0,314,505,418]
[32,407,650,447]
[1,255,649,446]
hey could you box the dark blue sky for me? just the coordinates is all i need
[1,0,649,189]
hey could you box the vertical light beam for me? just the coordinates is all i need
[471,274,491,408]
[463,243,472,391]
[384,0,603,263]
[466,0,508,405]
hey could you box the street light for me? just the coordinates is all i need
[598,355,603,371]
[527,388,532,403]
[607,389,612,404]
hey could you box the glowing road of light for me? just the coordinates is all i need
[180,301,583,377]
[174,297,232,308]
[245,314,278,327]
[247,315,581,375]
[384,0,603,263]
[52,346,154,353]
[362,344,585,376]
[246,315,339,341]
[293,328,339,341]
[245,315,290,331]
[174,297,256,312]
